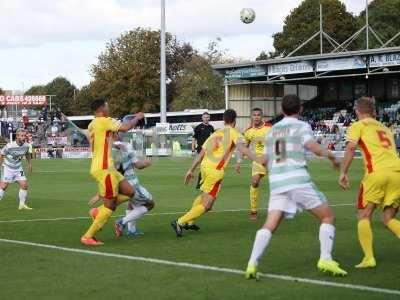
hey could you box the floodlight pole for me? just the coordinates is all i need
[366,0,369,50]
[160,0,167,123]
[320,4,323,54]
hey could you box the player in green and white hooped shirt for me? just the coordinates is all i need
[0,128,33,210]
[113,139,154,236]
[245,95,347,279]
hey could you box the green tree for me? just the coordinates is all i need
[359,0,400,48]
[273,0,360,56]
[90,27,194,117]
[170,55,224,111]
[45,77,76,115]
[256,50,279,61]
[24,85,48,95]
[73,85,94,115]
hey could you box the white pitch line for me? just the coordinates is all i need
[0,238,399,296]
[0,204,354,224]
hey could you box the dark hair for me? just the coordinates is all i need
[91,99,106,111]
[281,95,301,116]
[223,109,237,124]
[252,107,263,114]
[202,112,210,116]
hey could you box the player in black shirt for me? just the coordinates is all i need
[192,112,214,189]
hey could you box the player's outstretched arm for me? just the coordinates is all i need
[236,142,259,164]
[339,142,356,190]
[234,141,250,173]
[134,158,152,170]
[185,149,204,185]
[119,112,145,132]
[305,141,340,171]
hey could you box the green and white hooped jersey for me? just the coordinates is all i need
[265,117,314,195]
[112,142,140,187]
[1,141,30,170]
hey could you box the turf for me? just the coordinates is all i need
[0,158,399,300]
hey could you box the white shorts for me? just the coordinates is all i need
[130,183,153,206]
[1,165,27,183]
[268,185,327,219]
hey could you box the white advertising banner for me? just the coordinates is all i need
[369,52,400,67]
[316,56,366,72]
[268,61,313,76]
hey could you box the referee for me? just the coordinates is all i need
[192,112,214,189]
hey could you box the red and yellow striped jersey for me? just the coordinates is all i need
[346,117,400,173]
[201,126,243,171]
[88,117,121,174]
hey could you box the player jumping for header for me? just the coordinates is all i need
[245,95,347,279]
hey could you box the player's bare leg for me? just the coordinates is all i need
[249,174,263,220]
[246,210,283,279]
[356,203,376,268]
[17,180,31,210]
[383,205,400,239]
[308,203,347,276]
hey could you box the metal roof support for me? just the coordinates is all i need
[286,31,320,58]
[382,31,400,48]
[331,25,366,53]
[369,27,385,46]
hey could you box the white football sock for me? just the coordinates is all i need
[248,228,272,267]
[0,188,4,200]
[122,205,148,227]
[19,189,28,206]
[125,209,135,232]
[319,223,335,261]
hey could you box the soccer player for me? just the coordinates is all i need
[192,112,214,189]
[112,136,154,236]
[80,99,144,246]
[235,108,272,220]
[0,128,32,210]
[171,109,259,237]
[245,95,347,279]
[339,96,400,268]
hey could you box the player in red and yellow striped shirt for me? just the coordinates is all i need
[81,99,144,246]
[339,96,400,268]
[171,109,260,237]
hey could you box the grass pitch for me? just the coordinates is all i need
[0,158,399,300]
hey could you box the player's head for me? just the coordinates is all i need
[223,109,237,127]
[16,128,27,144]
[251,108,263,126]
[281,94,302,117]
[202,112,210,124]
[91,99,109,116]
[355,96,376,119]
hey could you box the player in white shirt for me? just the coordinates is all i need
[245,95,347,279]
[0,128,33,210]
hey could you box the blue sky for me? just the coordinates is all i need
[0,0,366,91]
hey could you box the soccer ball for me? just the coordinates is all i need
[240,8,256,24]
